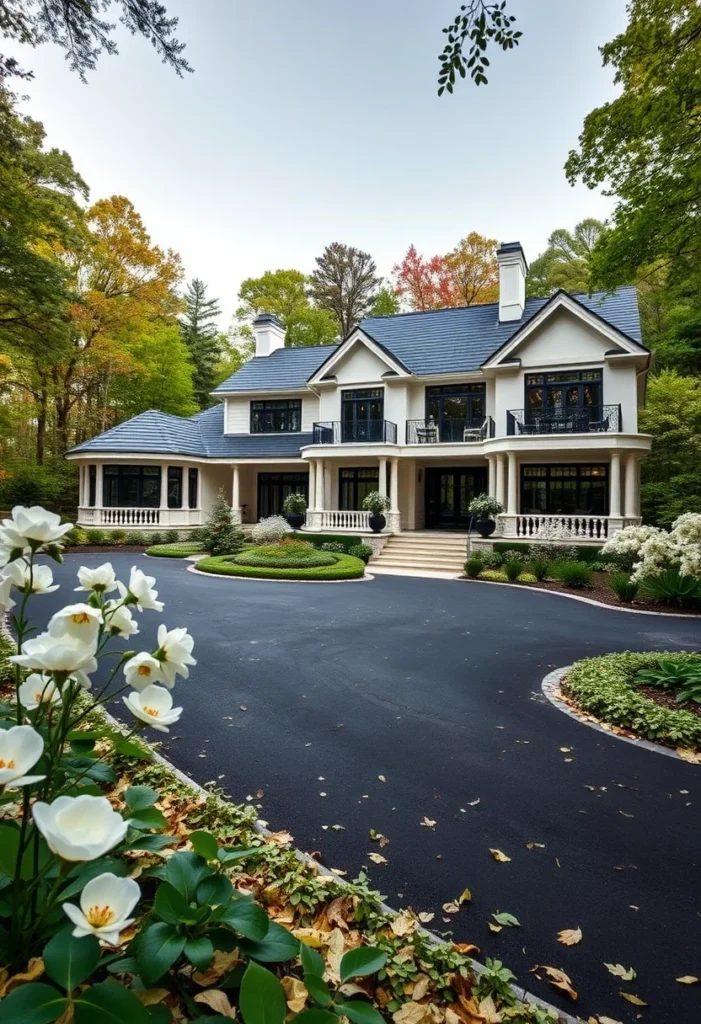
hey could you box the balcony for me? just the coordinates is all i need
[312,420,397,444]
[506,405,622,436]
[406,417,495,444]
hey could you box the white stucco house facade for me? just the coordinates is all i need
[67,243,652,544]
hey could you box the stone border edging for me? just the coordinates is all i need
[542,666,690,761]
[186,564,374,584]
[456,576,701,618]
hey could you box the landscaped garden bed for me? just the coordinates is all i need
[197,549,366,581]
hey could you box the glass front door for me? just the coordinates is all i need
[425,467,488,529]
[341,389,384,442]
[257,473,309,519]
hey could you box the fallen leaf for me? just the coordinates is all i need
[676,747,701,763]
[368,852,388,865]
[331,824,345,831]
[282,976,308,1013]
[459,888,472,904]
[676,976,699,984]
[0,958,44,997]
[619,992,647,1007]
[194,990,236,1018]
[411,975,431,1001]
[418,912,435,924]
[493,912,519,927]
[392,1000,436,1024]
[391,910,417,937]
[604,963,636,981]
[487,922,502,933]
[560,746,572,752]
[468,797,480,806]
[526,842,545,850]
[532,965,578,1001]
[268,830,294,846]
[557,926,582,946]
[489,848,511,863]
[597,1018,624,1024]
[442,902,460,914]
[378,775,386,782]
[135,989,169,1006]
[420,816,436,828]
[453,943,480,955]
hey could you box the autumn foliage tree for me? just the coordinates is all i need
[393,233,498,311]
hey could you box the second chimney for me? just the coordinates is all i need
[252,313,286,357]
[496,242,527,322]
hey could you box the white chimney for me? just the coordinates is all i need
[496,242,527,322]
[252,313,286,357]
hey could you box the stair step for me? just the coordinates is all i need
[385,540,467,551]
[373,558,463,571]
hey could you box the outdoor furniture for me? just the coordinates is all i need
[416,421,439,443]
[463,418,489,442]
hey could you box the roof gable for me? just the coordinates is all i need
[307,328,411,385]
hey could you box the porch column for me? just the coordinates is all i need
[623,454,637,518]
[323,460,332,509]
[390,457,399,513]
[232,464,240,513]
[495,454,505,507]
[160,464,168,509]
[314,458,324,510]
[95,464,104,509]
[196,466,202,509]
[487,455,496,497]
[506,452,518,515]
[378,457,388,498]
[180,465,186,509]
[308,461,317,511]
[609,453,622,517]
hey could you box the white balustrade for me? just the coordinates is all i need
[77,507,201,528]
[316,510,372,531]
[497,513,640,542]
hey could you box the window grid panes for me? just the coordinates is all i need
[103,465,160,508]
[257,472,309,519]
[188,468,198,509]
[525,369,602,425]
[167,467,182,509]
[426,383,486,442]
[250,400,302,433]
[521,464,608,516]
[339,468,380,510]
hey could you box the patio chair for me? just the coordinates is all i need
[463,418,489,442]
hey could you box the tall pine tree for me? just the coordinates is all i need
[180,278,223,409]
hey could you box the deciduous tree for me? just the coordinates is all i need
[526,219,606,297]
[237,268,338,347]
[446,231,498,304]
[309,243,381,337]
[392,245,454,311]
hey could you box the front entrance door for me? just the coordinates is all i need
[257,473,308,519]
[425,467,488,529]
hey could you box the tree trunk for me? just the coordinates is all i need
[36,389,47,465]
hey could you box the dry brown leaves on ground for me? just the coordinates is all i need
[530,965,578,1001]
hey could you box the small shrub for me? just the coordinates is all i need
[200,489,245,555]
[150,531,163,545]
[635,659,701,691]
[518,571,537,584]
[528,558,550,582]
[349,543,372,563]
[464,557,483,579]
[320,541,345,552]
[610,573,639,604]
[62,527,81,547]
[109,529,127,543]
[642,568,701,606]
[468,495,504,518]
[553,561,593,589]
[282,491,307,515]
[361,491,391,515]
[504,558,522,581]
[478,549,503,568]
[251,515,291,544]
[126,530,146,545]
[164,529,180,544]
[85,528,105,545]
[478,569,508,582]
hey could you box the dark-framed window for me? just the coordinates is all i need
[521,464,608,516]
[188,468,198,509]
[339,468,380,510]
[103,465,160,508]
[525,369,602,425]
[167,467,182,509]
[426,383,486,442]
[257,472,309,519]
[250,399,302,433]
[341,388,384,442]
[88,465,96,507]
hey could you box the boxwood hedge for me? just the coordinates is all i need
[146,542,205,558]
[196,551,366,580]
[564,651,701,750]
[234,548,336,569]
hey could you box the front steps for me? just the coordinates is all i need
[371,531,469,575]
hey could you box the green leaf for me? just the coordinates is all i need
[239,921,299,963]
[300,941,325,978]
[493,912,520,927]
[124,785,159,811]
[219,898,270,941]
[0,982,68,1024]
[336,1001,385,1024]
[189,829,219,860]
[125,833,177,852]
[292,1013,338,1024]
[69,738,96,756]
[59,859,127,901]
[106,956,138,975]
[137,922,186,986]
[239,961,287,1024]
[126,807,166,831]
[0,823,33,879]
[43,928,100,992]
[197,872,233,907]
[154,881,189,925]
[184,935,214,971]
[303,973,332,1007]
[74,980,151,1024]
[218,846,261,865]
[163,851,210,901]
[339,947,387,983]
[113,737,151,759]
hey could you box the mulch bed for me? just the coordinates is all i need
[637,684,701,718]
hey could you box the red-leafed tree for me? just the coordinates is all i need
[393,233,498,311]
[392,245,459,311]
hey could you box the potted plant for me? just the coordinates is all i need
[468,494,504,538]
[362,491,391,533]
[282,491,307,530]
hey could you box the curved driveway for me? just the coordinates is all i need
[41,555,701,1023]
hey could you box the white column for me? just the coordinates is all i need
[487,455,496,497]
[378,458,388,498]
[196,466,202,510]
[78,465,84,506]
[495,455,505,507]
[323,460,331,509]
[506,452,518,515]
[308,461,317,511]
[232,465,240,513]
[95,464,104,509]
[390,457,399,512]
[160,464,168,508]
[315,458,324,510]
[610,453,622,517]
[624,454,637,519]
[180,464,186,509]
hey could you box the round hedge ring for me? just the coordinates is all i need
[233,549,337,569]
[196,551,366,581]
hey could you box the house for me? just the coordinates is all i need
[67,243,652,544]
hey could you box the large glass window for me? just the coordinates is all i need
[250,400,302,433]
[525,369,602,427]
[339,468,380,510]
[188,468,199,509]
[341,389,384,442]
[257,473,309,519]
[168,467,182,509]
[426,384,486,442]
[521,464,608,516]
[103,465,160,507]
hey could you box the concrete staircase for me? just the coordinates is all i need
[371,531,468,575]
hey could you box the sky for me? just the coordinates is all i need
[10,0,628,327]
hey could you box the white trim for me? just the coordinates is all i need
[306,328,412,385]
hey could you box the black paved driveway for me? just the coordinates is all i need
[38,554,701,1023]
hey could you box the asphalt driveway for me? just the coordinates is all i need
[36,554,701,1023]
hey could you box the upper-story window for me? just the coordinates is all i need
[250,399,302,433]
[525,369,602,426]
[426,383,485,443]
[341,388,384,442]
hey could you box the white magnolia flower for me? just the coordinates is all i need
[0,506,73,549]
[123,652,162,690]
[11,631,98,677]
[2,560,59,595]
[124,684,183,733]
[117,567,163,612]
[0,546,14,570]
[155,625,196,687]
[0,574,16,614]
[0,725,45,789]
[33,795,128,861]
[75,563,118,595]
[19,673,62,710]
[63,872,140,944]
[104,600,139,639]
[48,603,103,643]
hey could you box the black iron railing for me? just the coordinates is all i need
[506,405,622,436]
[406,417,494,444]
[312,420,398,444]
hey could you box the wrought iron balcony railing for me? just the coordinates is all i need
[312,420,398,444]
[506,405,622,436]
[405,417,495,444]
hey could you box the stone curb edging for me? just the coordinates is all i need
[456,576,701,618]
[541,666,692,761]
[186,564,374,584]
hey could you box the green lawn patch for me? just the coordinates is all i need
[564,651,701,751]
[146,542,205,557]
[197,551,366,580]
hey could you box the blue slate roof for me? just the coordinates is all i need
[212,345,337,394]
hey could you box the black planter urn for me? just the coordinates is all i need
[286,512,305,530]
[368,513,386,534]
[475,517,496,538]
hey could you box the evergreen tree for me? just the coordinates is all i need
[180,278,224,409]
[198,488,244,556]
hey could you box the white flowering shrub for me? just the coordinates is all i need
[252,514,292,544]
[603,515,701,583]
[0,506,385,1021]
[602,524,663,572]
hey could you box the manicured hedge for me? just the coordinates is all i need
[291,532,363,553]
[196,552,366,580]
[564,651,701,750]
[234,548,336,569]
[146,542,205,558]
[493,542,602,562]
[477,569,537,584]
